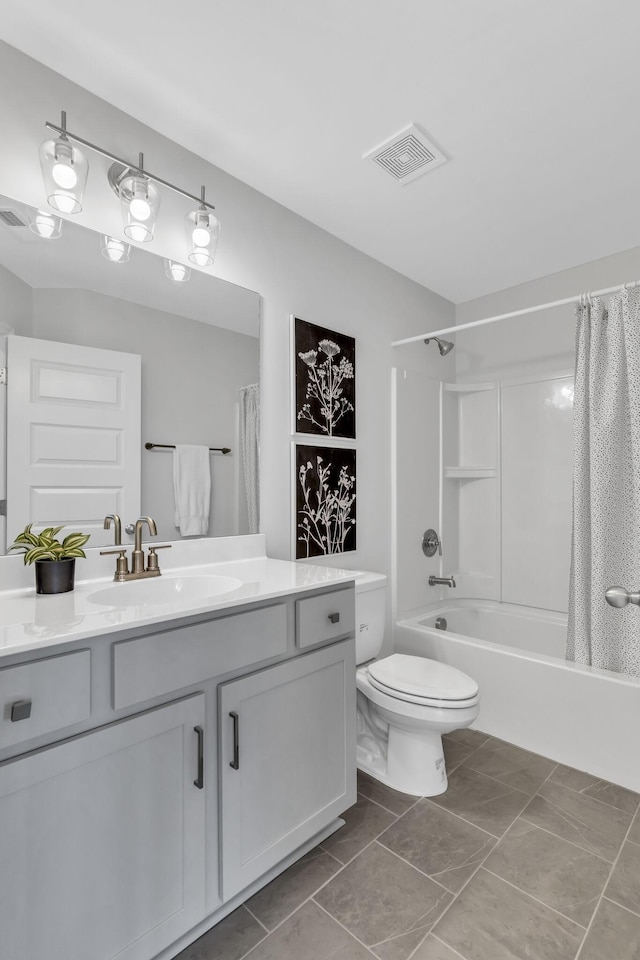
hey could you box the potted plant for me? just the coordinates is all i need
[9,523,90,595]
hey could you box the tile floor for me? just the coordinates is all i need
[176,730,640,960]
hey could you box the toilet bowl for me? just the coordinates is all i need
[355,572,480,797]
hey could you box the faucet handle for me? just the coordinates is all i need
[147,544,171,573]
[100,547,130,579]
[422,529,442,558]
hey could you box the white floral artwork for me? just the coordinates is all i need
[295,445,356,558]
[294,318,356,439]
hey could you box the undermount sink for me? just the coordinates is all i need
[88,575,243,608]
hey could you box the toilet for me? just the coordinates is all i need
[355,572,480,797]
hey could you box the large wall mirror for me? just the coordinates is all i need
[0,193,260,553]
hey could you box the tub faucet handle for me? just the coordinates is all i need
[605,585,640,608]
[422,529,442,558]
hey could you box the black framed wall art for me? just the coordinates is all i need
[294,443,356,559]
[292,316,356,440]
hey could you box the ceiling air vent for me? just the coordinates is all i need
[0,208,28,227]
[364,124,448,184]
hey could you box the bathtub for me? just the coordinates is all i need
[395,599,640,793]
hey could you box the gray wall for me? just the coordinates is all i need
[0,40,455,582]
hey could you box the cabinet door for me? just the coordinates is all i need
[219,640,356,899]
[0,694,206,960]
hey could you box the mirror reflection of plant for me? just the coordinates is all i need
[298,456,355,556]
[9,523,90,565]
[298,339,354,436]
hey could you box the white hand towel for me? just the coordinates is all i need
[173,445,211,536]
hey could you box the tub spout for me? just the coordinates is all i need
[429,575,456,588]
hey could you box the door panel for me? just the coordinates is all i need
[6,335,141,547]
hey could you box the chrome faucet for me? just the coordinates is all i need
[429,575,456,588]
[101,515,171,582]
[103,514,122,545]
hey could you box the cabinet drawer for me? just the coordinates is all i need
[0,651,91,750]
[296,587,355,649]
[113,603,288,710]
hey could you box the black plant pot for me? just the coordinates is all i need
[35,558,76,595]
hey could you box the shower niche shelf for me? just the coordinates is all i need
[444,467,496,478]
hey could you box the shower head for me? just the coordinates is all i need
[424,336,454,356]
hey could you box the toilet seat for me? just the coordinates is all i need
[367,654,479,708]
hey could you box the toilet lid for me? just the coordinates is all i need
[367,654,478,701]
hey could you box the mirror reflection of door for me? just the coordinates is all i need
[6,335,141,550]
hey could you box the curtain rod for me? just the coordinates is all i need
[391,279,640,348]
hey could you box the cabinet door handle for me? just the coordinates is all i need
[194,725,204,789]
[328,612,340,624]
[229,711,239,770]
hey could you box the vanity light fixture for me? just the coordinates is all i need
[186,187,220,266]
[164,259,191,282]
[100,235,131,263]
[28,210,63,239]
[39,111,88,214]
[41,111,219,262]
[116,155,161,243]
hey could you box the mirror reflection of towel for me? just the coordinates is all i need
[173,445,211,536]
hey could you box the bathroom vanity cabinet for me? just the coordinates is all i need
[0,579,356,960]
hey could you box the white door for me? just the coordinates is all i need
[5,335,141,549]
[219,640,356,899]
[0,694,206,960]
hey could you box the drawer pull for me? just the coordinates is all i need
[194,725,204,789]
[328,612,341,624]
[229,711,239,770]
[11,700,32,722]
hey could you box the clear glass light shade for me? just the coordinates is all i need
[28,210,63,240]
[118,174,160,242]
[185,207,220,266]
[100,235,131,263]
[39,137,89,214]
[164,259,191,283]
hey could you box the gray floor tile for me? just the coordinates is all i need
[430,764,530,838]
[246,846,340,931]
[605,840,640,915]
[321,794,396,864]
[244,900,373,959]
[578,897,640,960]
[484,817,610,927]
[442,737,475,774]
[433,868,584,960]
[443,728,490,750]
[411,936,465,959]
[379,799,496,894]
[369,927,432,960]
[522,780,632,862]
[464,738,556,795]
[550,764,640,815]
[357,769,417,816]
[174,906,265,960]
[315,842,452,956]
[630,810,640,845]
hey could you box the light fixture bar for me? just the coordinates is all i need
[44,118,216,211]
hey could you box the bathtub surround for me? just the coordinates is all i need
[568,288,640,678]
[178,730,640,960]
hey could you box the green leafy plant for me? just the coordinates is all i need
[8,523,90,565]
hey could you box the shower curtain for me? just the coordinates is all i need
[567,288,640,677]
[239,383,260,534]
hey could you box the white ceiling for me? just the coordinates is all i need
[1,0,639,303]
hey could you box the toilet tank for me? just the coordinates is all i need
[354,571,388,664]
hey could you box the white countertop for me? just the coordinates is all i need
[0,535,359,658]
